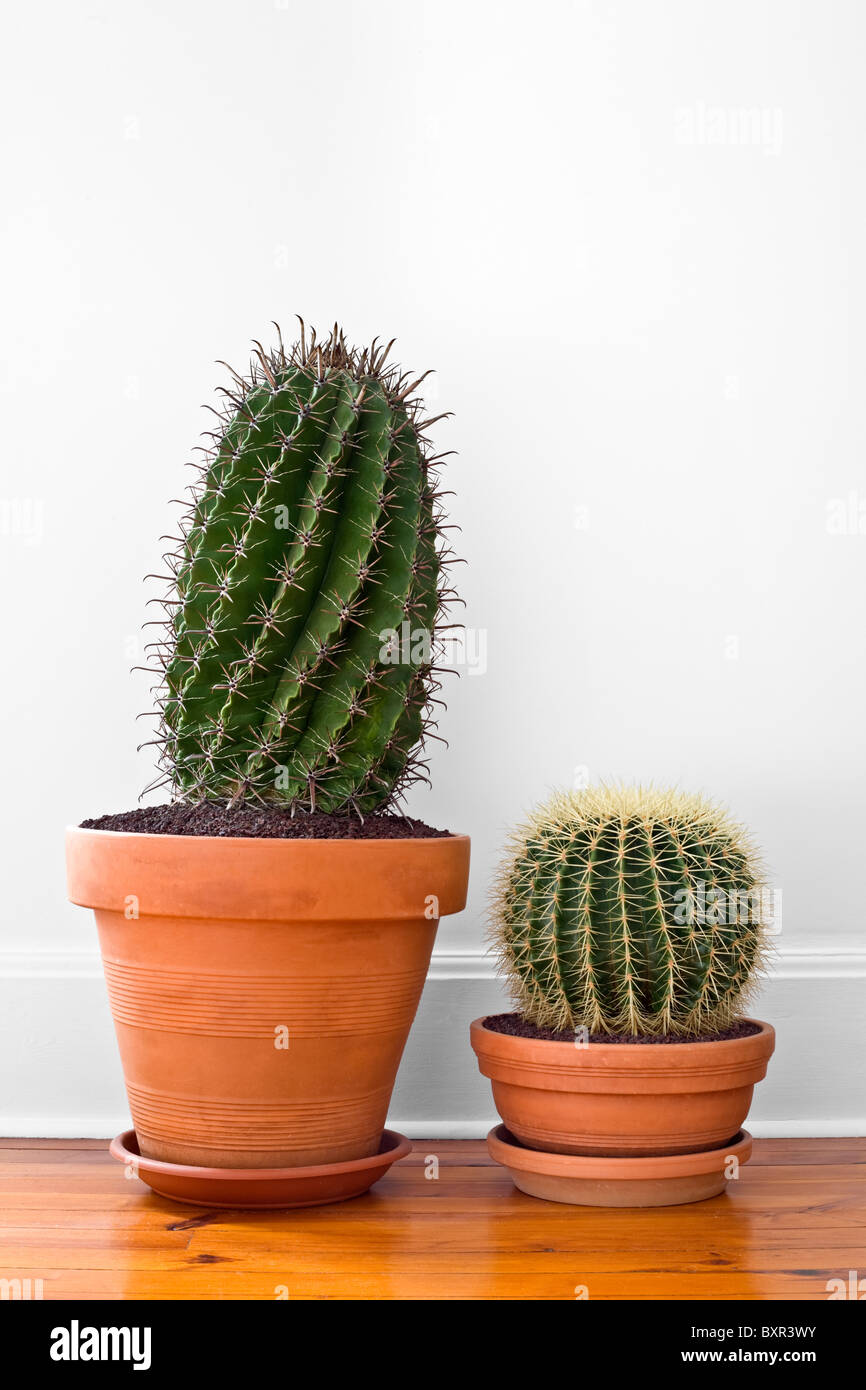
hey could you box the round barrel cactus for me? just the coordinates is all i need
[491,786,770,1036]
[147,322,455,813]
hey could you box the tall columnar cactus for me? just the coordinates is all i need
[492,786,770,1036]
[146,322,456,813]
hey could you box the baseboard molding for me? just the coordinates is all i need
[1,936,863,1138]
[4,1118,864,1140]
[3,938,864,980]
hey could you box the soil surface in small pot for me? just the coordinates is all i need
[80,803,451,840]
[483,1012,761,1045]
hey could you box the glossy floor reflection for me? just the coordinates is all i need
[1,1137,862,1300]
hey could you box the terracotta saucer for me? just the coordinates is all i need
[487,1124,752,1207]
[109,1129,412,1209]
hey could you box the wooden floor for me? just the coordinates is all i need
[1,1137,863,1300]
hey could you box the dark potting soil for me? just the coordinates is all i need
[483,1012,761,1045]
[80,803,452,840]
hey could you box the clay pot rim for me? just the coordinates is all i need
[471,1015,774,1059]
[67,825,470,920]
[488,1123,752,1179]
[110,1127,411,1181]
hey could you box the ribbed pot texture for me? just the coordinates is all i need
[67,829,469,1168]
[470,1017,775,1157]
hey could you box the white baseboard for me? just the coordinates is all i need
[1,937,863,1139]
[5,1118,862,1140]
[3,939,863,980]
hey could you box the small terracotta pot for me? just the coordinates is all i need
[470,1017,774,1157]
[67,828,469,1169]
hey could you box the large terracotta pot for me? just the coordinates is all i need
[67,828,469,1169]
[470,1017,774,1157]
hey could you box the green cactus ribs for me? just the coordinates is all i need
[491,786,771,1037]
[144,320,459,813]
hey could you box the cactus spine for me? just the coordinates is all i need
[147,322,455,813]
[492,786,769,1036]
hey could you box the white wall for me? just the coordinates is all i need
[1,0,864,1132]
